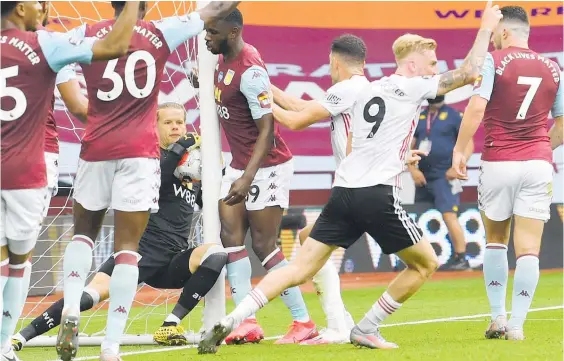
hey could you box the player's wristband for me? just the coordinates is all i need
[167,143,186,157]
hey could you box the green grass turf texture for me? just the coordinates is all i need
[19,271,563,361]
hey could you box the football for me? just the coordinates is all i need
[174,148,202,182]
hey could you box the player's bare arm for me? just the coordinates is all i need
[271,84,310,111]
[452,95,487,178]
[89,1,139,60]
[197,1,240,25]
[437,2,502,96]
[224,114,274,206]
[273,101,330,131]
[346,131,353,156]
[57,80,88,123]
[549,116,563,149]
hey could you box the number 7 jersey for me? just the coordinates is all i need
[334,74,440,189]
[473,49,562,163]
[78,15,204,161]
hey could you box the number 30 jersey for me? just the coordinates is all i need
[78,14,204,161]
[334,74,440,189]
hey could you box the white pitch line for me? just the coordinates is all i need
[48,305,563,361]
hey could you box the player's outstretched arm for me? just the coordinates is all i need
[37,2,139,74]
[197,1,241,25]
[90,1,140,60]
[436,1,502,96]
[271,84,310,112]
[273,102,331,131]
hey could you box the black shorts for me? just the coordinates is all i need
[310,185,423,255]
[98,248,195,289]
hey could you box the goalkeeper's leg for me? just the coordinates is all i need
[153,245,227,346]
[13,263,114,351]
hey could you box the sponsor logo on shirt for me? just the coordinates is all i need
[325,93,341,105]
[258,91,271,108]
[218,71,224,83]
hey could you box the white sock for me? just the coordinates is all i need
[312,259,348,333]
[18,261,32,316]
[507,255,540,330]
[229,288,269,326]
[63,235,94,313]
[357,291,402,333]
[0,258,9,340]
[483,244,508,320]
[164,314,181,325]
[101,251,139,355]
[1,263,29,351]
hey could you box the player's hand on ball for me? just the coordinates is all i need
[223,176,252,206]
[480,1,503,32]
[177,132,201,152]
[451,150,469,180]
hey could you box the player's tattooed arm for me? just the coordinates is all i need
[197,1,240,25]
[437,1,502,96]
[91,1,140,60]
[271,84,310,112]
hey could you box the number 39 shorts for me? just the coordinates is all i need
[219,159,294,211]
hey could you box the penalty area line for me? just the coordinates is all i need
[49,305,563,361]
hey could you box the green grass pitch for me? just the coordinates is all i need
[18,271,563,361]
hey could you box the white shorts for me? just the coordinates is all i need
[220,159,294,211]
[45,152,59,195]
[73,158,161,213]
[478,160,553,222]
[1,187,49,253]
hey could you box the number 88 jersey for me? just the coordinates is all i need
[334,74,440,189]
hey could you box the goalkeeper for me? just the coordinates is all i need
[13,102,227,349]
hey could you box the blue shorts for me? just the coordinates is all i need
[415,177,460,214]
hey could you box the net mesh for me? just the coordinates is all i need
[19,1,204,346]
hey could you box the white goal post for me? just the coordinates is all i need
[21,1,224,347]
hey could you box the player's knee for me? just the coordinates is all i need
[7,238,36,263]
[251,240,277,262]
[219,227,244,248]
[191,244,227,273]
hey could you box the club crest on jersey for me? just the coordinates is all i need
[224,69,235,85]
[439,112,448,121]
[473,75,483,90]
[217,71,224,83]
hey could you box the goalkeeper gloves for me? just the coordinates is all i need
[168,132,201,157]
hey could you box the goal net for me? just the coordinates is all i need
[20,1,222,347]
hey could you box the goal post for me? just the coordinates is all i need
[20,0,224,347]
[196,1,227,331]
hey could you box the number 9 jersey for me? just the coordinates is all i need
[334,74,440,189]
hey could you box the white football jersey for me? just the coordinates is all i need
[319,75,369,166]
[334,74,441,189]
